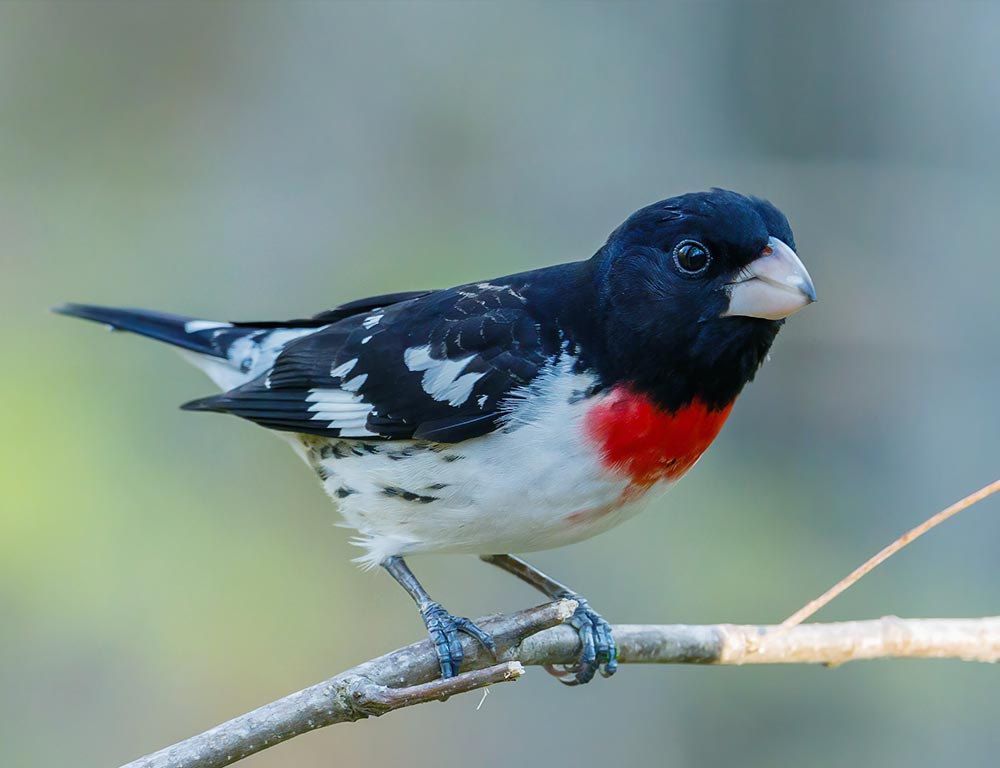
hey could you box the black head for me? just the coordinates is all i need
[587,189,815,410]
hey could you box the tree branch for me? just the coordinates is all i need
[121,606,1000,768]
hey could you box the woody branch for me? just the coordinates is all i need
[120,601,1000,768]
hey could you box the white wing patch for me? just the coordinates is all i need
[184,320,233,333]
[403,344,485,407]
[306,388,376,436]
[342,373,368,392]
[330,358,358,379]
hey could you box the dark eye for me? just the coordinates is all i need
[672,240,711,275]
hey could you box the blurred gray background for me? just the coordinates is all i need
[3,2,999,766]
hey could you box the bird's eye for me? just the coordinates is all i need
[672,240,711,275]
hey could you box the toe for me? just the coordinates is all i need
[594,614,618,678]
[552,596,617,685]
[454,617,497,658]
[446,632,464,676]
[420,603,503,678]
[421,602,464,678]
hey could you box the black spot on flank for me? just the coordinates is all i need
[425,482,448,491]
[382,486,438,503]
[388,449,414,461]
[362,443,380,454]
[421,442,449,453]
[320,442,351,460]
[335,486,356,498]
[442,454,463,462]
[350,445,365,457]
[240,357,253,373]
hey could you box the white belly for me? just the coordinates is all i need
[292,361,666,568]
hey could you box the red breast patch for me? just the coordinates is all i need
[584,387,734,486]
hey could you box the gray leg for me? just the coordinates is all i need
[383,555,496,679]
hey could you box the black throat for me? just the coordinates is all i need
[550,262,783,413]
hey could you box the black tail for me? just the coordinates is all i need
[53,303,235,359]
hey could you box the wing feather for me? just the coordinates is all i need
[187,278,563,442]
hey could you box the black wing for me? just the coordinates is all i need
[184,280,564,443]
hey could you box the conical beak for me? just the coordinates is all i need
[723,237,816,320]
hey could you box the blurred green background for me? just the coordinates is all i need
[3,2,1000,766]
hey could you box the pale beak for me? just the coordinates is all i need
[723,237,816,320]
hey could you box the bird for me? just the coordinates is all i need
[56,188,815,685]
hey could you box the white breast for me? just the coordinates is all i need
[294,356,665,569]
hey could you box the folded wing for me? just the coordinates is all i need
[183,281,561,443]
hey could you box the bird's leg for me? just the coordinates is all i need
[382,555,496,679]
[480,554,616,685]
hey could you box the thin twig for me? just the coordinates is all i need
[351,661,524,713]
[780,478,1000,629]
[120,611,1000,768]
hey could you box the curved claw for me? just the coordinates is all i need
[545,595,617,685]
[420,601,497,679]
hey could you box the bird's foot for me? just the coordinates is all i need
[545,593,617,685]
[420,601,497,678]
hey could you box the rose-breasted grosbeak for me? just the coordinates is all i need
[57,189,815,684]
